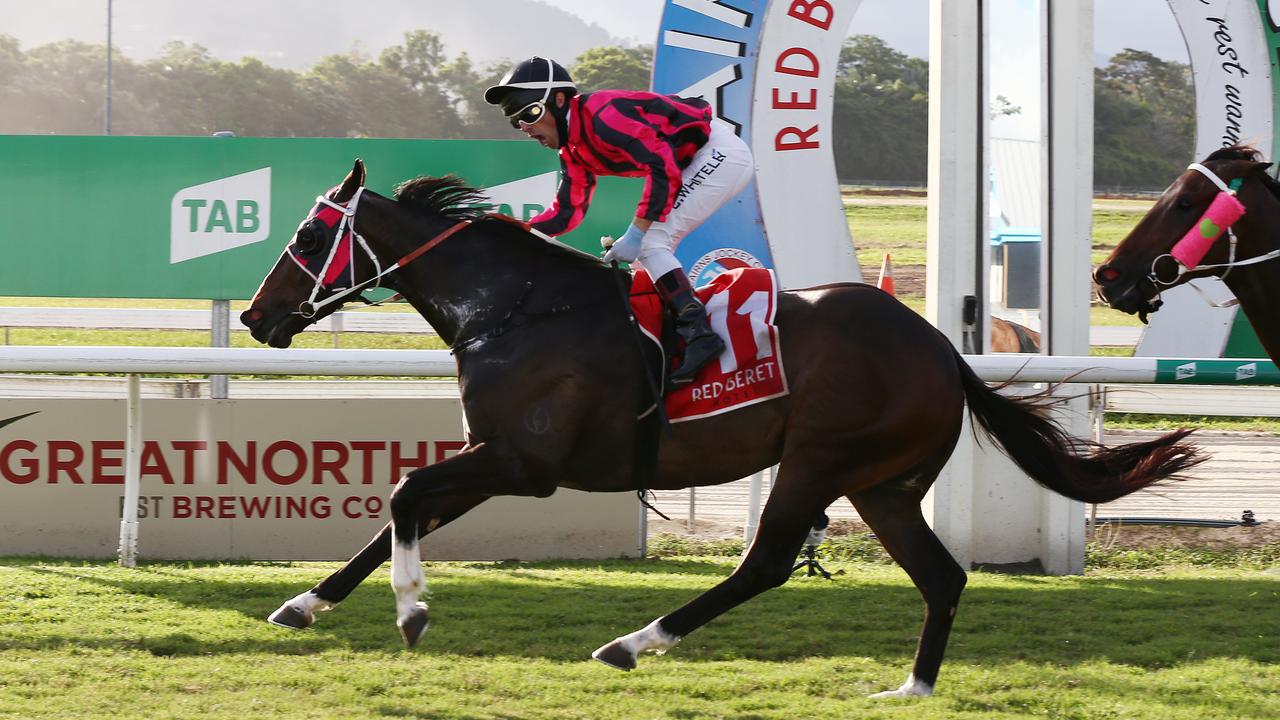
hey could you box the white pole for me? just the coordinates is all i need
[117,373,141,567]
[105,0,113,136]
[687,487,696,533]
[210,300,230,399]
[743,470,763,546]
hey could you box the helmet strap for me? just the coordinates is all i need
[550,95,570,147]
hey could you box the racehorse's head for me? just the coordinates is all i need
[1093,146,1277,322]
[241,159,374,348]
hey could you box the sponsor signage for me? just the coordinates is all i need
[0,136,638,300]
[1168,0,1273,160]
[0,398,639,560]
[1137,1,1273,359]
[1156,357,1280,383]
[752,0,863,288]
[170,167,273,263]
[653,0,863,289]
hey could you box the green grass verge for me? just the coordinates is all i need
[1105,413,1280,433]
[0,557,1275,719]
[846,201,1152,271]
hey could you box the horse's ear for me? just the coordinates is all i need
[1253,161,1273,174]
[334,159,366,203]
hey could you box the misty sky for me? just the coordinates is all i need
[1,0,1191,64]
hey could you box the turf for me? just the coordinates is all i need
[0,557,1276,719]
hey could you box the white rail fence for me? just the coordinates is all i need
[0,348,1274,565]
[0,306,1144,346]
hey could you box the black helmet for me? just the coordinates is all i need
[484,57,577,117]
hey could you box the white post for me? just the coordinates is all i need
[117,373,142,567]
[688,487,696,533]
[924,0,987,569]
[210,300,230,399]
[743,471,764,546]
[927,0,1093,573]
[1039,0,1093,574]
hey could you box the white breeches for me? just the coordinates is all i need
[636,119,755,279]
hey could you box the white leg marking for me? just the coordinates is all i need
[267,589,333,628]
[619,617,681,656]
[289,590,332,616]
[868,673,934,699]
[390,529,426,623]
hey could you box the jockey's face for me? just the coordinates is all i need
[520,111,560,149]
[517,90,568,150]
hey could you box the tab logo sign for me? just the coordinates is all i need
[1175,362,1197,380]
[1236,363,1257,381]
[170,168,272,264]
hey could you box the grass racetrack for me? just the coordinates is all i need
[1,556,1277,719]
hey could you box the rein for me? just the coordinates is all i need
[1146,163,1280,306]
[295,188,474,319]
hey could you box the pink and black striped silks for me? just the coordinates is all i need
[530,90,713,237]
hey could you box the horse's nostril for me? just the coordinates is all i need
[1096,267,1122,284]
[240,308,263,327]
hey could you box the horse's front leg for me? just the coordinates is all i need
[268,493,490,630]
[389,439,547,647]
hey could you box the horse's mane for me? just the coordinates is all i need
[394,174,603,269]
[1205,144,1280,200]
[394,175,491,220]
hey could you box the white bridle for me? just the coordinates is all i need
[288,187,478,319]
[288,188,390,318]
[1149,163,1280,286]
[1143,162,1280,309]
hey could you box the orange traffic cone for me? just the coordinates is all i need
[876,253,895,296]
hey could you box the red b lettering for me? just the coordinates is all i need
[788,0,833,30]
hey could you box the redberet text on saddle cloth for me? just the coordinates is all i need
[631,268,789,422]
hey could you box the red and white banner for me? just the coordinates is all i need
[632,268,789,422]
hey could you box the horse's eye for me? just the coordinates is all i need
[295,225,323,255]
[1175,196,1193,211]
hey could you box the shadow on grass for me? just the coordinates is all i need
[4,559,1277,670]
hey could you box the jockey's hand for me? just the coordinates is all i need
[602,224,644,264]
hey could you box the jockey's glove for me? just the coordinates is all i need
[602,223,644,264]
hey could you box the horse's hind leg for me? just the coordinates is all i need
[268,493,489,630]
[593,475,831,670]
[851,483,966,698]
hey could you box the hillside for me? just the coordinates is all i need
[3,0,620,68]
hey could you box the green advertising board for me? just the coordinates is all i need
[0,135,639,299]
[1154,358,1280,384]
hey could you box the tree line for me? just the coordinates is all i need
[0,31,1193,189]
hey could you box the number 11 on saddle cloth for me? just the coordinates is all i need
[629,267,789,422]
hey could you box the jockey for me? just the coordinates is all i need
[484,56,755,386]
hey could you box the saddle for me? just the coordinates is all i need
[628,268,788,422]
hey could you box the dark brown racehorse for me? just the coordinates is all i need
[1095,145,1280,363]
[241,160,1202,699]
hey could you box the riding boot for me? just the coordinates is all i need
[654,269,726,385]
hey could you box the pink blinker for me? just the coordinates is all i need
[1169,191,1245,269]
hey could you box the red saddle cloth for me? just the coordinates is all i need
[631,268,789,422]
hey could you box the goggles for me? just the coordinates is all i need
[507,100,547,128]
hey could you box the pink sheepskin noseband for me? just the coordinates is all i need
[1170,164,1246,270]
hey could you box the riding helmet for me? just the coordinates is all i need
[484,57,577,117]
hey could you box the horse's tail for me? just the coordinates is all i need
[953,348,1205,503]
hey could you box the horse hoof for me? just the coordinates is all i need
[267,603,312,630]
[398,603,430,648]
[591,640,636,671]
